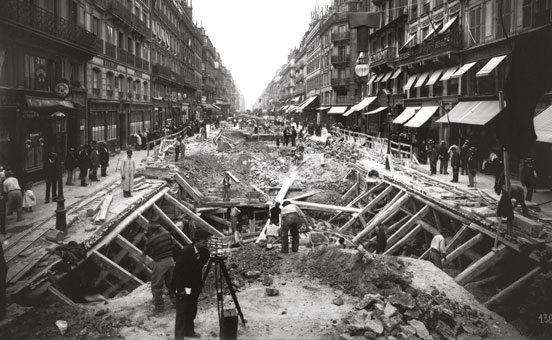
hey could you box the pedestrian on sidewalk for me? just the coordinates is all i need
[44,152,59,203]
[291,126,297,147]
[89,141,100,182]
[99,142,109,177]
[280,200,309,253]
[438,140,449,174]
[22,182,36,212]
[77,145,89,187]
[429,231,447,269]
[467,147,478,188]
[460,140,470,175]
[144,222,176,314]
[520,158,536,201]
[65,148,77,185]
[449,145,460,183]
[428,141,438,175]
[3,171,23,222]
[121,149,136,197]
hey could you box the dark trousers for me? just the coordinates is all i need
[452,166,459,182]
[523,182,534,201]
[175,293,199,339]
[79,168,88,185]
[100,164,107,177]
[90,167,99,181]
[291,137,296,146]
[429,249,443,269]
[440,159,449,174]
[281,213,301,253]
[151,257,175,310]
[45,178,57,200]
[429,160,437,175]
[6,191,23,221]
[461,160,468,175]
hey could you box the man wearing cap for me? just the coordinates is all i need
[3,171,23,222]
[467,147,478,187]
[280,200,309,253]
[172,229,211,339]
[144,223,176,314]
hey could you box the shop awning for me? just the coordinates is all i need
[423,22,442,41]
[414,72,430,88]
[451,62,476,78]
[404,106,439,128]
[381,71,393,82]
[343,96,377,116]
[391,68,403,79]
[426,69,443,86]
[26,96,74,109]
[373,73,386,83]
[435,101,501,125]
[403,74,418,91]
[439,16,458,35]
[316,106,330,111]
[328,106,349,114]
[292,96,301,102]
[287,105,299,113]
[440,66,459,81]
[212,104,222,111]
[367,74,378,85]
[400,35,415,50]
[535,105,552,143]
[298,96,318,110]
[393,106,421,124]
[476,55,507,77]
[365,106,388,115]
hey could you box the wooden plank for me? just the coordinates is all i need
[136,214,149,229]
[163,193,224,237]
[204,213,232,228]
[87,187,171,255]
[289,200,361,214]
[341,182,359,202]
[250,184,271,202]
[226,171,240,183]
[275,171,297,202]
[94,194,113,224]
[90,250,144,287]
[445,233,484,263]
[455,245,509,285]
[419,247,431,260]
[464,274,503,290]
[485,266,544,308]
[287,190,320,201]
[386,206,430,248]
[174,173,204,202]
[351,194,411,243]
[444,224,469,252]
[152,203,193,245]
[340,190,403,232]
[114,235,155,272]
[48,286,77,306]
[384,224,423,255]
[328,185,378,223]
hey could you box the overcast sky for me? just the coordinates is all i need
[193,0,333,110]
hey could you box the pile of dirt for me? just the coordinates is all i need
[0,304,132,339]
[304,138,362,163]
[300,247,493,339]
[225,243,282,288]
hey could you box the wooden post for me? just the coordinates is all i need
[464,274,503,290]
[152,203,192,244]
[386,206,429,247]
[445,233,484,263]
[485,266,544,308]
[329,182,383,222]
[90,250,144,287]
[455,245,509,285]
[444,224,469,252]
[174,174,204,203]
[163,193,224,237]
[48,286,77,306]
[339,189,402,232]
[289,200,361,214]
[114,235,155,272]
[341,181,360,202]
[384,224,423,255]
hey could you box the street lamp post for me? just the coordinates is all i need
[387,111,393,155]
[50,111,67,233]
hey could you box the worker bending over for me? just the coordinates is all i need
[280,200,309,253]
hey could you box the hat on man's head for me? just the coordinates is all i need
[192,229,211,241]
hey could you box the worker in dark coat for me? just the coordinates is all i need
[171,229,211,339]
[44,152,60,203]
[520,158,536,201]
[467,147,478,187]
[89,141,100,182]
[449,145,460,183]
[290,126,297,147]
[428,141,438,175]
[65,148,77,185]
[438,140,450,174]
[98,142,109,177]
[77,145,90,187]
[460,140,470,175]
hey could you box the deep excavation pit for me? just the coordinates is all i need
[2,126,551,339]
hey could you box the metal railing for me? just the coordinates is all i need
[370,47,396,64]
[331,31,351,42]
[0,0,99,51]
[108,0,150,38]
[331,54,351,64]
[399,30,462,60]
[331,77,350,87]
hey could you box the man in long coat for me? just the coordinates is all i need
[77,146,90,187]
[121,149,135,197]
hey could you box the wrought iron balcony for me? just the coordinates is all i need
[135,56,143,69]
[399,30,462,61]
[142,60,150,72]
[331,54,351,65]
[0,0,100,53]
[118,91,124,99]
[370,47,397,65]
[117,47,128,64]
[106,89,114,98]
[152,64,173,79]
[106,43,116,59]
[331,77,350,87]
[107,0,150,39]
[331,31,351,42]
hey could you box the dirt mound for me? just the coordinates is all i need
[0,304,132,339]
[300,247,495,339]
[225,243,282,286]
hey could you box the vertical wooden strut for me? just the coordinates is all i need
[445,233,484,263]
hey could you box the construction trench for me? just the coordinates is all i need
[1,122,551,339]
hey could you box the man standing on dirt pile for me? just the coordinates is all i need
[172,229,211,339]
[143,223,176,314]
[280,200,310,253]
[429,231,447,269]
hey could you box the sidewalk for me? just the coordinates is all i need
[1,149,149,242]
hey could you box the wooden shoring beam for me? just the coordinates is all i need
[225,171,240,183]
[136,214,149,228]
[48,286,77,306]
[384,224,423,255]
[90,250,144,288]
[368,215,409,244]
[352,194,411,243]
[386,206,429,248]
[203,213,232,228]
[276,171,297,202]
[445,233,484,263]
[329,182,384,222]
[174,174,204,203]
[419,247,431,260]
[455,245,509,285]
[88,187,171,255]
[94,194,113,224]
[341,181,359,202]
[288,190,320,201]
[421,222,439,236]
[432,210,443,230]
[444,224,469,252]
[338,185,396,232]
[290,200,361,214]
[163,193,224,237]
[114,235,155,273]
[339,190,404,232]
[152,203,193,244]
[485,266,545,308]
[464,274,503,290]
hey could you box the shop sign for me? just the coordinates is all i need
[22,110,39,119]
[55,82,70,99]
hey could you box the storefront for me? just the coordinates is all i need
[89,101,119,152]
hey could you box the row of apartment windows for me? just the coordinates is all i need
[306,75,322,93]
[90,68,149,95]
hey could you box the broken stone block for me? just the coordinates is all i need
[364,330,377,339]
[403,309,421,320]
[384,302,398,318]
[379,315,401,333]
[388,292,416,311]
[435,320,455,340]
[354,293,383,310]
[45,229,65,242]
[407,319,431,340]
[244,270,261,279]
[332,296,344,306]
[398,324,416,337]
[364,318,384,335]
[265,288,279,296]
[348,310,372,333]
[262,276,273,286]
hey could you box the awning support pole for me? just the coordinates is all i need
[494,91,508,250]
